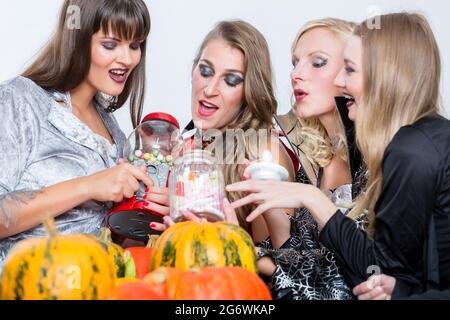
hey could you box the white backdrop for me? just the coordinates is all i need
[0,0,449,136]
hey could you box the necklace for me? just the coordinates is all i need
[193,129,217,149]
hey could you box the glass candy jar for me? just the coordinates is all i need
[124,113,181,187]
[169,150,225,222]
[107,113,180,244]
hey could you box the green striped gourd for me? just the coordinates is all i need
[0,220,116,300]
[150,221,257,273]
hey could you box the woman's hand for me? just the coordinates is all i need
[353,274,396,300]
[226,180,337,229]
[81,161,154,203]
[236,159,292,248]
[226,180,306,222]
[145,186,170,216]
[150,198,240,232]
[222,198,240,226]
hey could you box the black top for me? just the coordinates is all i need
[319,114,450,299]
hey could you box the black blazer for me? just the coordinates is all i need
[319,114,450,299]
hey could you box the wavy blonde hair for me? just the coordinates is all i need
[284,18,356,168]
[194,20,278,231]
[348,13,441,235]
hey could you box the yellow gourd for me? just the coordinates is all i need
[0,220,116,300]
[150,221,257,273]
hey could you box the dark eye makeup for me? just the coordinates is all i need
[130,42,142,50]
[102,40,141,51]
[224,74,244,87]
[102,42,117,50]
[199,64,244,87]
[312,56,328,68]
[345,65,355,74]
[199,64,214,77]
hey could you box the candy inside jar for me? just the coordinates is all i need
[170,150,225,222]
[127,149,174,181]
[123,113,180,187]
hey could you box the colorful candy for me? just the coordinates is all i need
[170,150,225,222]
[127,149,174,168]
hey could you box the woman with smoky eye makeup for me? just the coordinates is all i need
[0,0,170,266]
[150,19,296,251]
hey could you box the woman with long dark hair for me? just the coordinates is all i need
[0,0,162,266]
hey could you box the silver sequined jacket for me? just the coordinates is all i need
[0,76,126,266]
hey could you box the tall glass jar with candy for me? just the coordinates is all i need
[169,149,225,222]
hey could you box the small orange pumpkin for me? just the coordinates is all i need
[125,235,158,279]
[144,267,272,300]
[108,281,169,300]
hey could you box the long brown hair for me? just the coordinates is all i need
[193,20,278,230]
[349,13,441,234]
[22,0,151,128]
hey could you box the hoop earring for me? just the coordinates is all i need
[96,92,120,113]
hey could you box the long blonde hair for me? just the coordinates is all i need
[348,13,441,234]
[284,18,356,168]
[194,20,278,231]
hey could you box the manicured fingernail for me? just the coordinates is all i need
[150,223,156,228]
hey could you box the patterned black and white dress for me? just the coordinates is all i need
[260,97,368,300]
[258,165,367,300]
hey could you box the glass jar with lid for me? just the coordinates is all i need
[169,149,225,222]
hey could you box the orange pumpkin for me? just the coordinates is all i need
[144,267,272,300]
[142,267,183,297]
[125,235,158,279]
[108,281,169,300]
